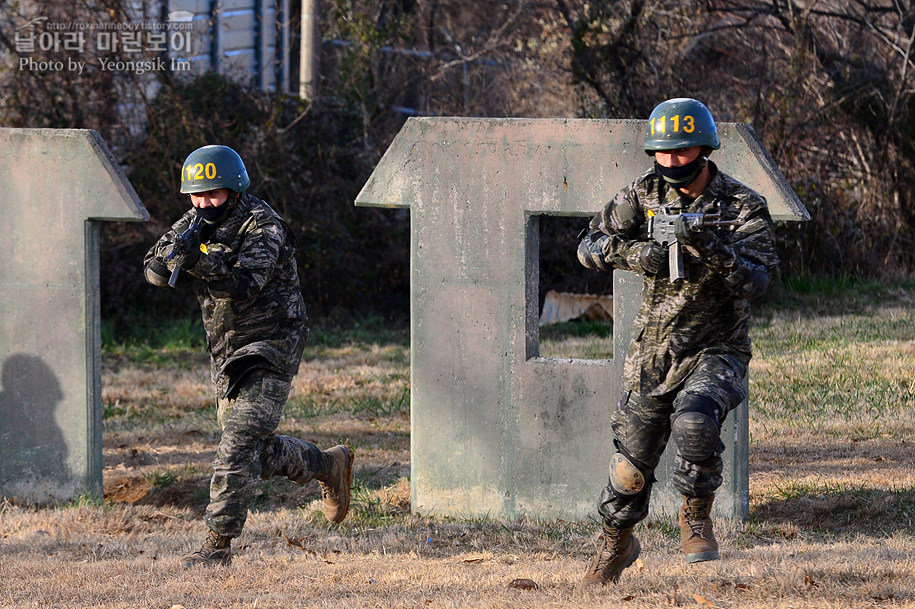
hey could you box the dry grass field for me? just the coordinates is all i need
[2,282,915,608]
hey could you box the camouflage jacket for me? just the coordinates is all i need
[144,193,308,397]
[579,163,778,396]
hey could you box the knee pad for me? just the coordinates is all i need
[671,394,721,462]
[672,412,719,462]
[608,451,648,496]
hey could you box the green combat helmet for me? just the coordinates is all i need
[644,98,720,155]
[180,145,250,194]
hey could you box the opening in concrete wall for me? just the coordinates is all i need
[533,214,614,360]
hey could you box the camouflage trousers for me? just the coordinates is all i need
[204,368,326,538]
[598,354,747,528]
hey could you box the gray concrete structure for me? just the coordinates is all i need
[0,129,148,502]
[357,118,808,521]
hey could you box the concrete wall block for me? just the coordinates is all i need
[0,129,147,502]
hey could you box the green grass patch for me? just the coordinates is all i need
[60,492,110,511]
[102,314,206,361]
[540,319,612,340]
[349,386,410,417]
[757,276,915,317]
[750,280,915,436]
[346,478,407,527]
[770,479,863,501]
[539,319,613,359]
[640,516,681,541]
[781,274,866,296]
[753,483,915,536]
[307,314,409,349]
[285,385,410,419]
[143,469,179,489]
[104,313,409,365]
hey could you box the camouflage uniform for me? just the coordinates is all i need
[578,162,778,528]
[144,193,325,538]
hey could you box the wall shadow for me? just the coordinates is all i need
[0,354,70,495]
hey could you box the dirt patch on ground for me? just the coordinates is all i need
[103,473,153,504]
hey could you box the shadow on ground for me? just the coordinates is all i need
[751,487,915,537]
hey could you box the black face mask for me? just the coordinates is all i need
[654,156,707,187]
[196,195,235,225]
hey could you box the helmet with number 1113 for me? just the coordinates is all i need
[643,98,721,155]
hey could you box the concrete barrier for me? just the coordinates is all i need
[357,117,808,521]
[0,129,147,502]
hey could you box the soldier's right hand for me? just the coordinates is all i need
[170,231,202,271]
[637,242,667,276]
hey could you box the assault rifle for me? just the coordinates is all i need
[647,206,739,282]
[165,213,204,287]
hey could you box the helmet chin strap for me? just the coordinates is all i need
[654,155,707,187]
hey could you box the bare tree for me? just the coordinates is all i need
[703,0,915,271]
[550,0,915,275]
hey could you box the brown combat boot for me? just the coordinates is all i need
[179,529,232,567]
[318,445,354,523]
[679,494,719,563]
[580,525,641,586]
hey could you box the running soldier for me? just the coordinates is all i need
[144,145,354,567]
[576,99,778,585]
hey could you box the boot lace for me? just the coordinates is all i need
[589,528,623,573]
[187,530,230,559]
[684,498,710,536]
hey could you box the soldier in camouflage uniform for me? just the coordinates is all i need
[576,99,778,586]
[143,145,354,567]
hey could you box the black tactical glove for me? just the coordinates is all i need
[637,242,667,276]
[144,258,171,288]
[674,214,717,249]
[170,229,202,270]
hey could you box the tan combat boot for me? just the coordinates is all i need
[679,494,719,563]
[318,445,354,523]
[580,525,641,586]
[179,529,232,567]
